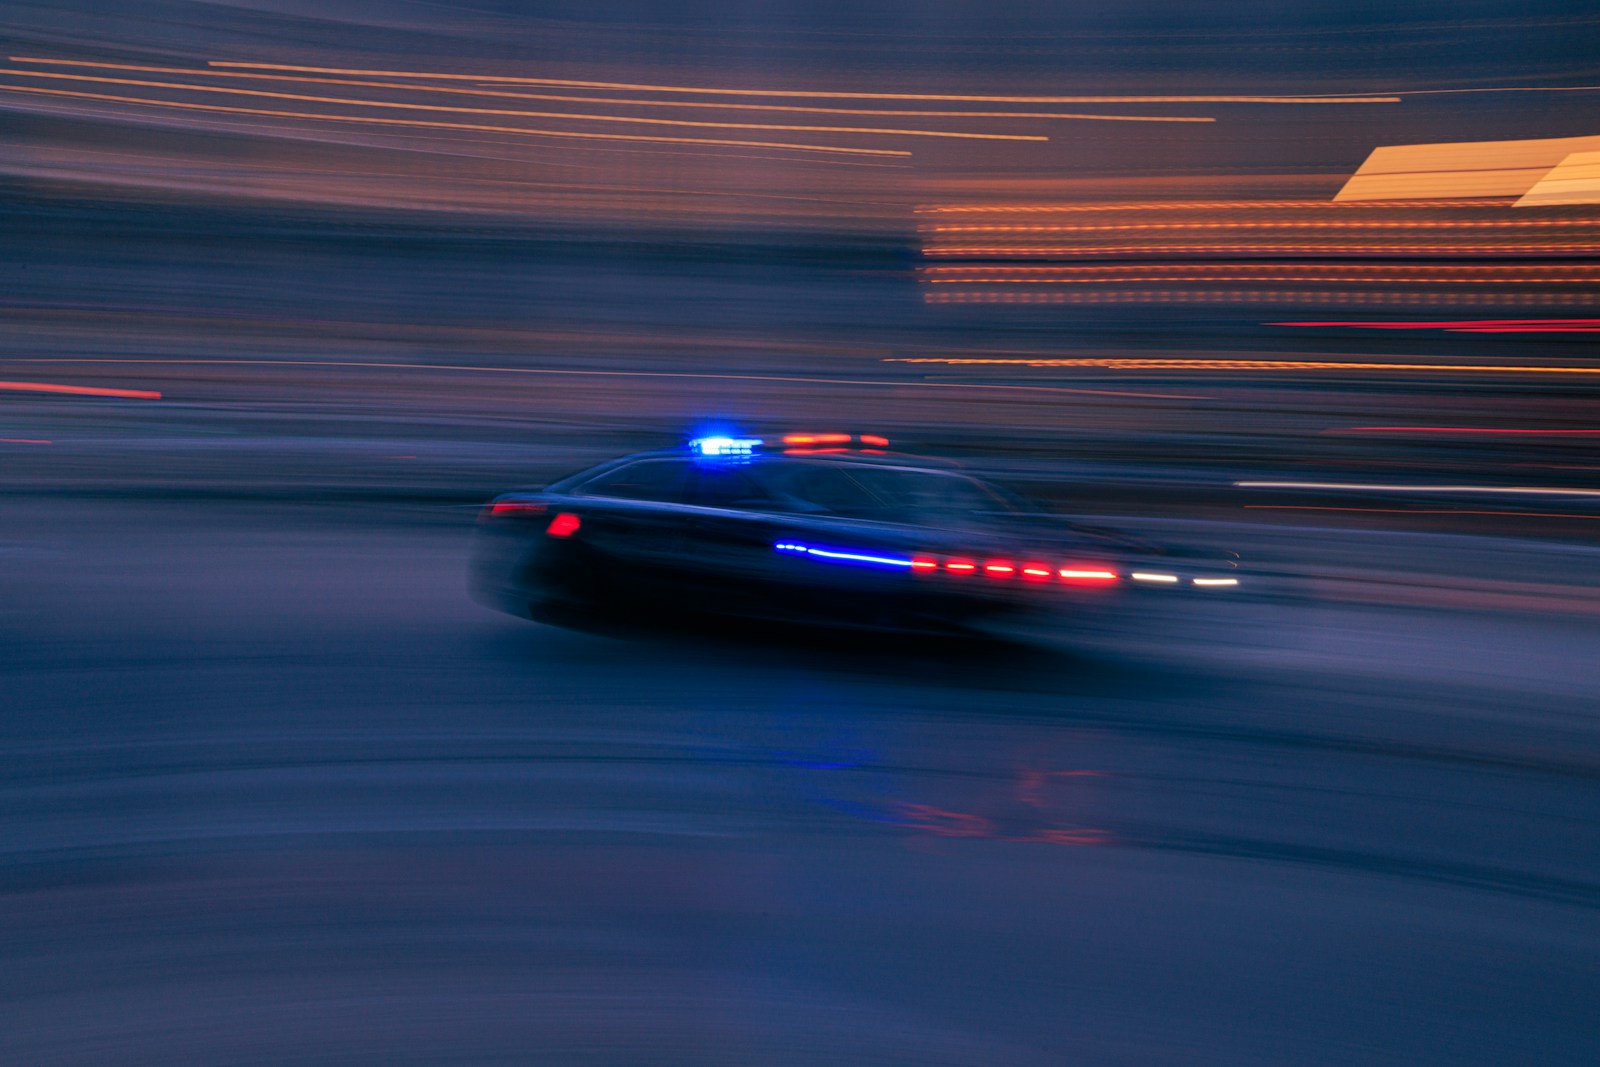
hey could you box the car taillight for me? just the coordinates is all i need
[486,500,546,518]
[546,513,581,538]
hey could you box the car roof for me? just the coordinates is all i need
[616,449,965,471]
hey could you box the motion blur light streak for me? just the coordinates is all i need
[0,65,1046,141]
[1236,481,1600,497]
[0,84,911,157]
[1130,572,1180,583]
[209,62,1399,104]
[1328,427,1600,435]
[14,358,1197,399]
[1243,506,1600,519]
[886,357,1600,374]
[1059,569,1118,581]
[1276,319,1600,330]
[9,57,1193,121]
[0,380,161,399]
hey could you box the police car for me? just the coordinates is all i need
[470,432,1240,636]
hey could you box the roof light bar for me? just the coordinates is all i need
[691,436,763,457]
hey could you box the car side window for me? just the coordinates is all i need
[575,459,692,503]
[690,465,781,511]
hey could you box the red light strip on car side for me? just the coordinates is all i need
[1058,567,1118,583]
[911,555,1122,583]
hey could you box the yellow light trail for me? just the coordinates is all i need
[918,199,1518,213]
[6,57,1213,123]
[209,61,1399,104]
[887,356,1600,373]
[0,84,910,156]
[923,220,1600,232]
[4,359,1203,400]
[0,66,1038,141]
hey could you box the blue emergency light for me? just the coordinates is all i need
[689,436,763,457]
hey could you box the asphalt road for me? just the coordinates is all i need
[3,497,1597,1065]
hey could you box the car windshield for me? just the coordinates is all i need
[748,461,1016,522]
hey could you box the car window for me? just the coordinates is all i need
[690,465,782,511]
[574,459,692,503]
[748,463,1013,522]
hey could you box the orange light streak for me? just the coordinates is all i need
[7,358,1200,399]
[0,437,52,444]
[919,199,1515,213]
[0,380,161,399]
[209,62,1399,104]
[5,58,1205,120]
[0,66,1036,141]
[922,265,1600,284]
[0,83,910,156]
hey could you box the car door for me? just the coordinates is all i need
[673,462,793,617]
[565,458,698,602]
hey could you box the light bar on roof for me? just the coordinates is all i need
[690,436,763,457]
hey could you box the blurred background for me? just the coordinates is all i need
[3,2,1598,1064]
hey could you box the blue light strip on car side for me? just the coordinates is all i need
[774,542,914,570]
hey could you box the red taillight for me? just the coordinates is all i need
[488,501,546,517]
[983,560,1015,578]
[945,559,977,574]
[1021,564,1053,581]
[546,512,581,538]
[911,557,939,573]
[858,434,890,447]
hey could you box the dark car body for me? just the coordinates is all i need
[470,444,1240,636]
